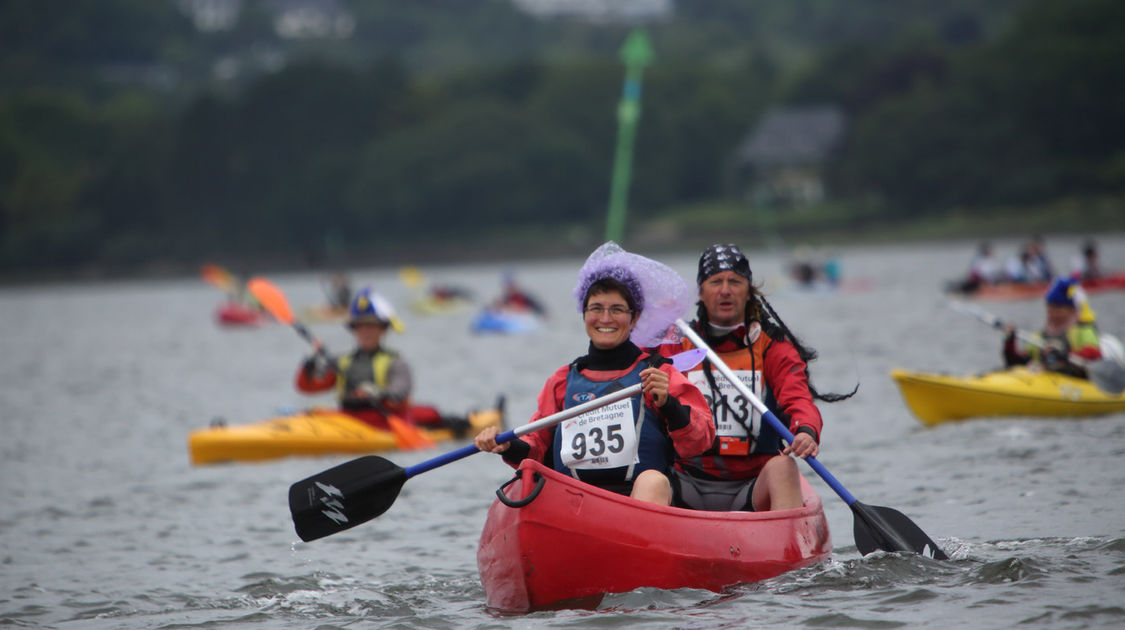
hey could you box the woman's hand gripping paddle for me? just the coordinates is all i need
[675,319,948,560]
[288,348,707,542]
[947,300,1125,395]
[247,277,435,451]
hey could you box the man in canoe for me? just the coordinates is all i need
[295,287,416,426]
[1003,276,1102,378]
[659,244,854,512]
[952,241,1003,293]
[474,242,715,505]
[1070,240,1102,280]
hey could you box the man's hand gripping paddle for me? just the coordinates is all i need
[675,319,948,560]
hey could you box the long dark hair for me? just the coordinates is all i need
[695,291,857,403]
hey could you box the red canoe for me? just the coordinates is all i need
[959,271,1125,301]
[215,301,267,326]
[477,459,832,611]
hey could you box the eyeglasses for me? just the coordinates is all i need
[584,305,632,317]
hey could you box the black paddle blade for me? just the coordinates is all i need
[288,455,407,542]
[852,501,948,560]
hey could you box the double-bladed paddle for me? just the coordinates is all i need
[247,277,323,355]
[201,263,238,294]
[675,319,948,559]
[247,277,436,450]
[288,347,708,542]
[947,300,1125,395]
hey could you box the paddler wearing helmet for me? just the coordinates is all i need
[474,242,715,506]
[656,243,855,512]
[296,287,412,414]
[1003,276,1102,378]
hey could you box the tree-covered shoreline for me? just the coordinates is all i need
[2,0,1122,278]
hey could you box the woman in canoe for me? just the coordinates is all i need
[474,242,715,505]
[1003,276,1102,378]
[658,244,854,512]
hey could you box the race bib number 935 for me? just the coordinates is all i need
[559,398,639,469]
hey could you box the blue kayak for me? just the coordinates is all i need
[471,308,541,334]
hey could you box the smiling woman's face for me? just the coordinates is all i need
[583,289,638,349]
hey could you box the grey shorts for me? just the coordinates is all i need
[671,470,757,512]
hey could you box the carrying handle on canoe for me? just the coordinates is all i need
[288,347,707,542]
[947,300,1125,394]
[674,319,948,560]
[495,471,546,508]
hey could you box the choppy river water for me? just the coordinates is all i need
[2,235,1124,629]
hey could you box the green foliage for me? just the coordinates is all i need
[1,0,1123,276]
[348,99,604,238]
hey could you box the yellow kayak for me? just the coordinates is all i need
[410,295,471,316]
[297,304,349,323]
[188,404,503,465]
[890,367,1125,426]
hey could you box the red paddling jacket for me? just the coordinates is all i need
[658,320,823,481]
[500,341,714,491]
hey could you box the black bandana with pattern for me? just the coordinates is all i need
[697,244,752,286]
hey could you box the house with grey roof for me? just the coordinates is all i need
[733,105,845,207]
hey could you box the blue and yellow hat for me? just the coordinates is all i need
[1045,277,1096,323]
[349,288,405,332]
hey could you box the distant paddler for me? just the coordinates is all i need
[1003,277,1105,379]
[292,287,460,435]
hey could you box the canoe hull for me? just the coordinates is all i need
[188,406,502,465]
[954,272,1125,301]
[891,367,1125,425]
[216,302,266,326]
[411,296,470,316]
[477,460,831,612]
[470,309,540,334]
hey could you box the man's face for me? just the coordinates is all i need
[351,321,387,351]
[699,270,750,327]
[1045,304,1076,335]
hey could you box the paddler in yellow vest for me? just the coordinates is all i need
[657,244,855,512]
[296,287,411,428]
[1003,276,1102,378]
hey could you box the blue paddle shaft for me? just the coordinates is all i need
[400,348,710,480]
[674,319,859,506]
[402,383,644,479]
